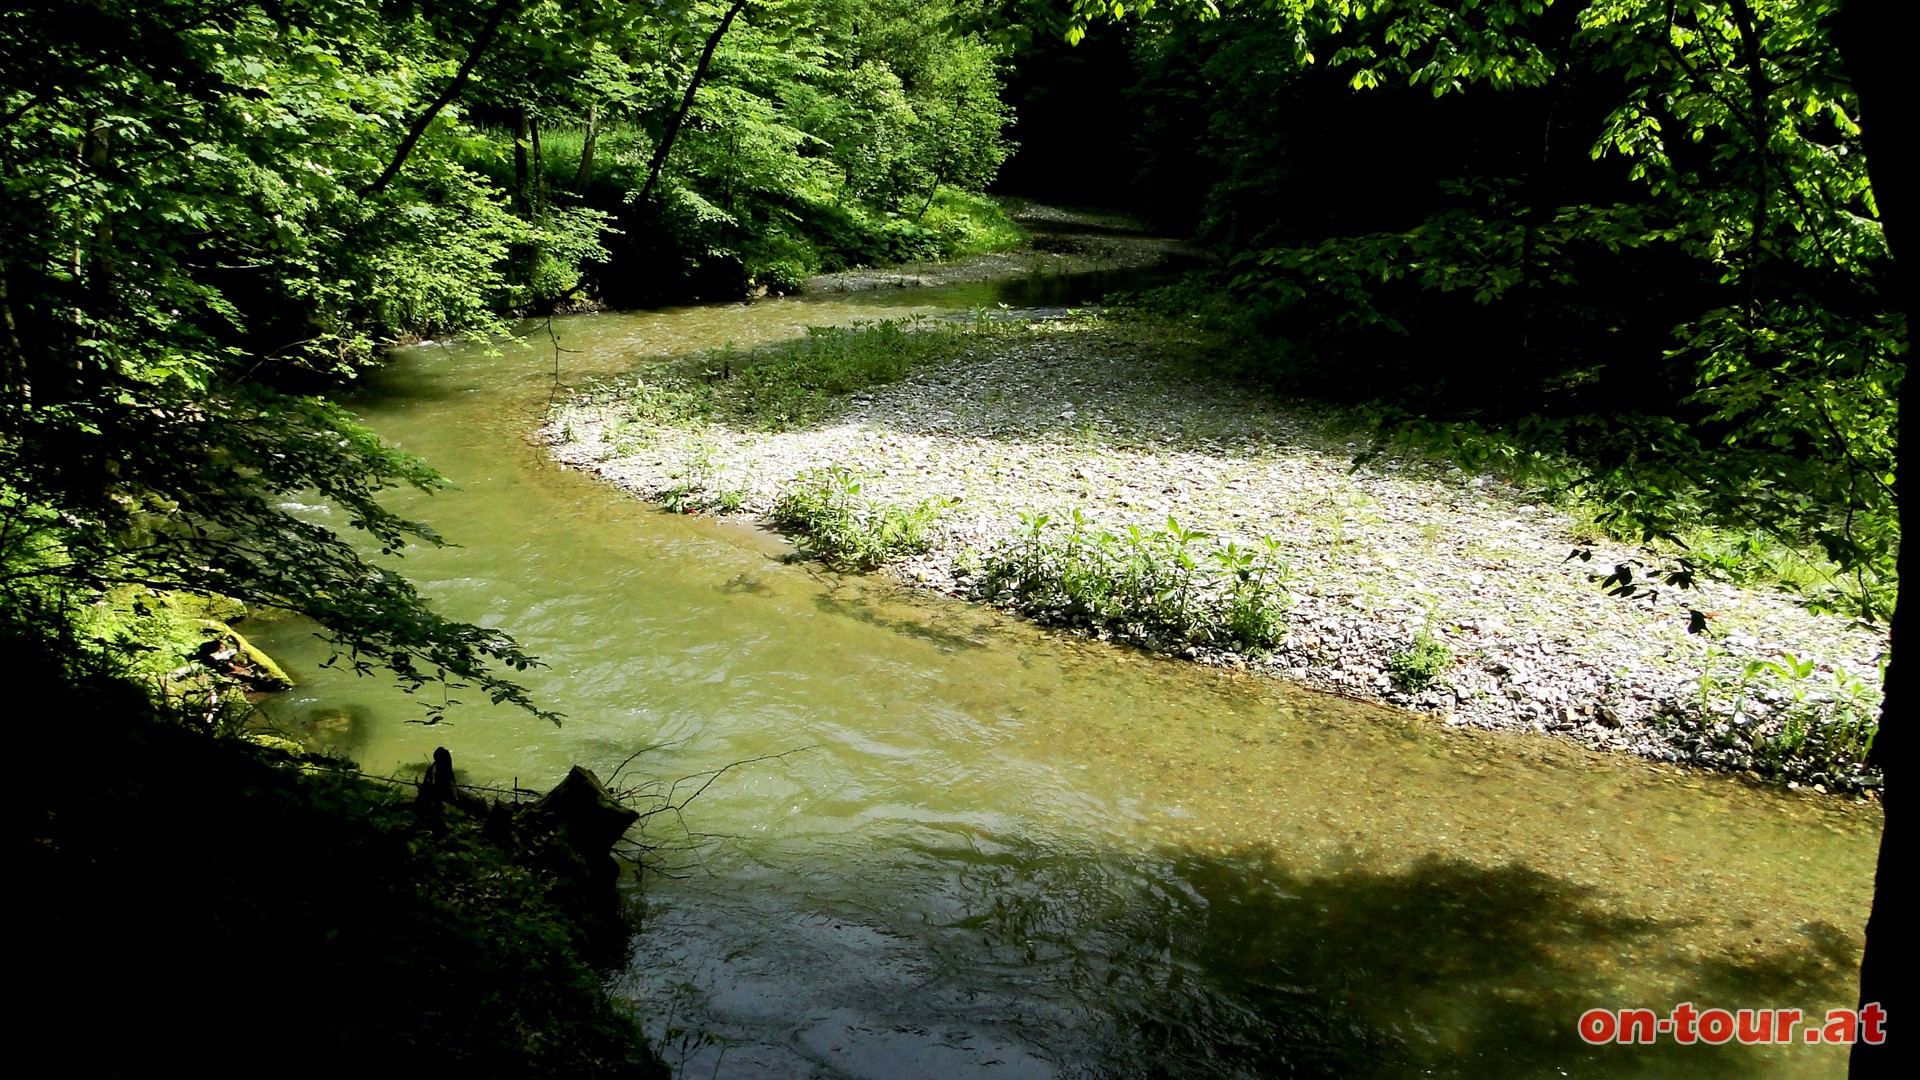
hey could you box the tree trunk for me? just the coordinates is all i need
[512,106,533,216]
[361,0,519,198]
[1835,3,1909,1076]
[573,101,599,191]
[530,113,545,216]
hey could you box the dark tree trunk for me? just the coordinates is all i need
[530,113,545,215]
[638,0,750,203]
[574,101,599,191]
[1835,2,1910,1076]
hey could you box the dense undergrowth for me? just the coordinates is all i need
[438,0,1024,307]
[460,116,1028,299]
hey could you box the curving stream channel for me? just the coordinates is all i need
[252,264,1881,1079]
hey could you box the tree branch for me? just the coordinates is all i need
[361,0,520,199]
[638,0,751,204]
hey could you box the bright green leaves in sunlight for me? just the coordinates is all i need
[1,0,1022,721]
[0,0,589,722]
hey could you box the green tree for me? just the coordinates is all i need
[1118,1,1896,620]
[1,0,564,719]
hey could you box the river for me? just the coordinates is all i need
[250,262,1881,1079]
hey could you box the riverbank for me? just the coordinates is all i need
[16,628,666,1076]
[545,313,1887,794]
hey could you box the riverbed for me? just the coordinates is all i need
[252,259,1881,1079]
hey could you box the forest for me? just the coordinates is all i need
[5,1,1904,1076]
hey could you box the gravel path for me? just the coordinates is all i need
[545,318,1888,793]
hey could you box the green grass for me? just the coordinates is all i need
[973,509,1293,655]
[461,122,649,194]
[581,318,983,434]
[920,190,1028,257]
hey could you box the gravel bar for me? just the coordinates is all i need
[546,317,1888,793]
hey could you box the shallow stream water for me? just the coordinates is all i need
[252,263,1881,1079]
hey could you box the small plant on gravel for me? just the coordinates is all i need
[1671,648,1882,788]
[772,467,951,571]
[1387,630,1454,692]
[660,435,719,513]
[975,510,1292,654]
[1217,537,1293,652]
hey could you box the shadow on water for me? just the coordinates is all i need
[810,583,995,652]
[640,832,1860,1079]
[1089,846,1854,1079]
[983,262,1195,310]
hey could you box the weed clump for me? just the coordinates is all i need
[1386,631,1454,692]
[972,509,1292,655]
[1662,648,1881,789]
[772,467,952,571]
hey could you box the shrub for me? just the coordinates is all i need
[772,467,951,571]
[974,510,1292,654]
[1387,631,1454,692]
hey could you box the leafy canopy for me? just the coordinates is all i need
[1083,0,1900,619]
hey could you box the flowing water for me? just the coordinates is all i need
[252,263,1881,1079]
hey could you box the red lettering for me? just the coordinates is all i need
[1578,1009,1617,1044]
[1859,1002,1887,1045]
[1577,1003,1859,1045]
[1698,1008,1735,1044]
[1618,1009,1657,1044]
[1672,1002,1699,1044]
[1736,1009,1771,1044]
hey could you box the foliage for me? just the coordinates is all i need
[923,189,1034,256]
[771,466,951,570]
[1662,647,1882,788]
[2,0,1020,721]
[0,0,599,721]
[973,508,1293,653]
[534,0,1019,300]
[1386,630,1455,692]
[1096,0,1902,623]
